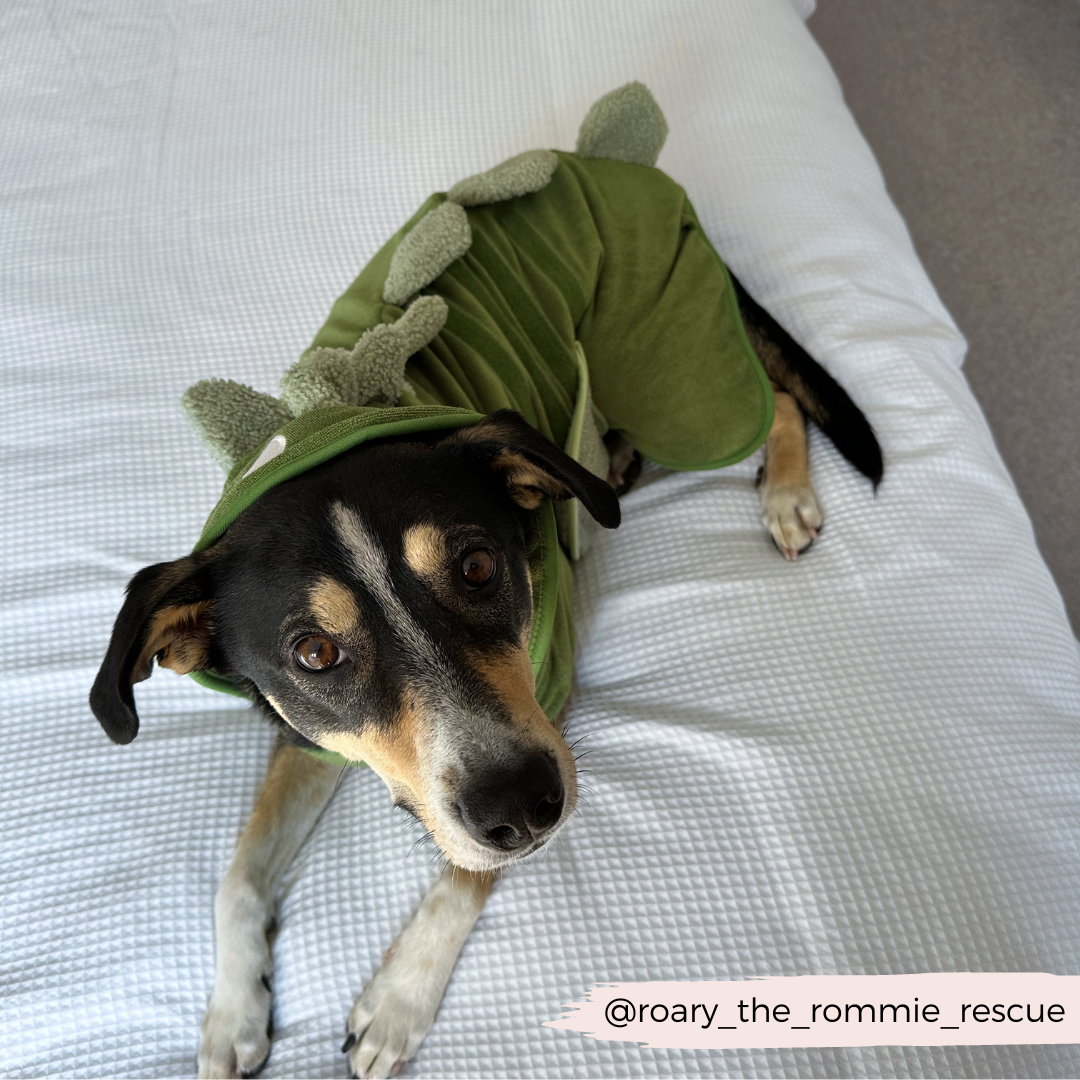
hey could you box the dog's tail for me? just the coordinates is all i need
[731,274,883,487]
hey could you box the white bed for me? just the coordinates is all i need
[3,1,1079,1077]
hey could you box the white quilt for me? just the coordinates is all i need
[3,1,1079,1077]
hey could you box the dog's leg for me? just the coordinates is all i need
[344,866,494,1080]
[199,738,340,1080]
[758,381,824,560]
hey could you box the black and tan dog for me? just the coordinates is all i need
[90,268,880,1078]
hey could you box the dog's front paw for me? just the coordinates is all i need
[760,481,823,561]
[343,953,442,1080]
[197,971,273,1079]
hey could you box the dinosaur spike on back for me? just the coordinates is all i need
[447,149,559,207]
[383,201,471,307]
[575,81,668,167]
[279,296,449,415]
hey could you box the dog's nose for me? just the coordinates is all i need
[457,752,565,851]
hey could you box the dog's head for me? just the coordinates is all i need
[90,411,619,871]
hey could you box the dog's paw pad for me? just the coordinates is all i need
[760,482,823,561]
[198,978,273,1079]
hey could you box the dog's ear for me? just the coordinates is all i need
[448,410,620,528]
[89,555,217,745]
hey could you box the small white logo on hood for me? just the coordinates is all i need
[242,434,287,478]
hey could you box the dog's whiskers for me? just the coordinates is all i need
[565,731,598,754]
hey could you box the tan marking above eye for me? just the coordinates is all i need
[402,523,448,580]
[307,575,359,637]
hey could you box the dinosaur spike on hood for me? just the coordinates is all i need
[181,379,293,471]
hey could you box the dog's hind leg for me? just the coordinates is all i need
[198,737,340,1080]
[730,274,860,560]
[731,271,883,488]
[757,382,824,561]
[344,866,494,1080]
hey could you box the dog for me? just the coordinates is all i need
[89,87,881,1079]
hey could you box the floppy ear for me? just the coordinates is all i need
[89,556,217,745]
[449,410,620,529]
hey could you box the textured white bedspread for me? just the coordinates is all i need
[3,1,1080,1077]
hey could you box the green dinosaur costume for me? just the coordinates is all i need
[182,83,774,763]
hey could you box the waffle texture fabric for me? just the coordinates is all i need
[2,1,1079,1078]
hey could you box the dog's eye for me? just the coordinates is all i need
[293,635,343,671]
[460,548,497,590]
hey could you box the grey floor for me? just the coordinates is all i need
[809,0,1080,633]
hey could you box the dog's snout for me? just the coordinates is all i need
[457,752,565,851]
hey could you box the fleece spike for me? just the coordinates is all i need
[383,201,471,307]
[181,380,292,471]
[280,296,448,414]
[575,81,668,167]
[447,149,559,207]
